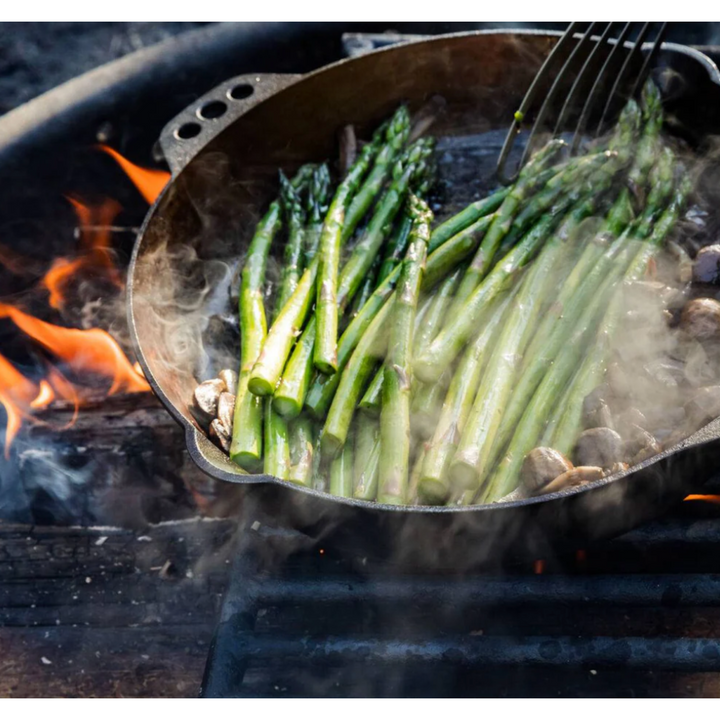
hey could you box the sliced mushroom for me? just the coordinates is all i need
[520,447,573,493]
[209,418,231,452]
[692,244,720,285]
[605,462,629,476]
[681,298,720,341]
[219,369,238,396]
[537,466,604,495]
[574,427,624,468]
[217,392,236,432]
[192,378,226,424]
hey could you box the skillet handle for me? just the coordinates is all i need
[159,72,301,175]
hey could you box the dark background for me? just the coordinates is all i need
[4,22,720,118]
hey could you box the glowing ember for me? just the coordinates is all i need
[97,145,170,204]
[533,559,545,574]
[683,494,720,504]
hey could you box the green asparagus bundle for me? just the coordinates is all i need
[220,87,696,508]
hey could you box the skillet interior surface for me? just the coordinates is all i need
[128,30,720,563]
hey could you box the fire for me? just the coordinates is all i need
[0,191,153,456]
[0,353,40,456]
[0,303,149,395]
[97,145,170,204]
[683,494,720,505]
[42,198,122,310]
[533,559,545,574]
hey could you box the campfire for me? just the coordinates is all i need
[0,150,168,457]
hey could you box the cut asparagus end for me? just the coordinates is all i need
[273,395,303,419]
[449,458,479,492]
[319,430,343,459]
[314,357,338,375]
[417,477,450,505]
[377,492,405,506]
[247,375,275,397]
[230,451,263,473]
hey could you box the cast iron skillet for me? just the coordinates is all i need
[128,30,720,569]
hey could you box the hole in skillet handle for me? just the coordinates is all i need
[228,83,254,100]
[175,122,202,140]
[198,100,228,120]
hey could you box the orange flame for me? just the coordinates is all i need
[0,303,149,395]
[42,198,122,310]
[533,559,545,575]
[97,145,170,204]
[0,353,39,456]
[684,494,720,505]
[30,380,55,409]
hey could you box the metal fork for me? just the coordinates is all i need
[496,22,669,184]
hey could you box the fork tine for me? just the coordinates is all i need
[517,23,599,171]
[496,22,579,184]
[597,22,653,134]
[554,22,615,137]
[571,22,635,153]
[628,22,668,99]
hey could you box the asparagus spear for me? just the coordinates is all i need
[359,295,433,413]
[377,213,413,284]
[481,266,628,502]
[288,417,315,487]
[315,112,410,374]
[230,175,294,469]
[377,195,432,505]
[418,290,517,504]
[413,266,464,359]
[303,164,331,264]
[449,193,600,492]
[342,106,411,243]
[274,169,309,316]
[353,414,380,501]
[336,138,436,314]
[304,211,499,419]
[272,317,317,417]
[330,436,354,497]
[251,127,384,395]
[263,399,291,480]
[446,139,567,309]
[475,151,678,499]
[429,186,510,249]
[414,183,591,384]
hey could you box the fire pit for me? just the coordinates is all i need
[4,22,720,699]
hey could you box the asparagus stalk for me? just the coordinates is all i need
[377,195,432,505]
[274,169,309,316]
[359,295,433,413]
[263,399,291,480]
[475,151,678,499]
[407,444,428,505]
[418,290,517,504]
[303,163,331,264]
[330,436,354,497]
[414,185,589,384]
[413,266,464,359]
[342,106,411,243]
[272,316,317,417]
[353,414,380,501]
[446,139,567,309]
[304,211,499,419]
[377,213,413,284]
[230,184,287,469]
[481,266,627,502]
[314,119,398,375]
[288,417,315,487]
[429,186,510,249]
[336,138,436,313]
[251,128,384,394]
[319,300,393,457]
[449,193,599,492]
[411,373,450,440]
